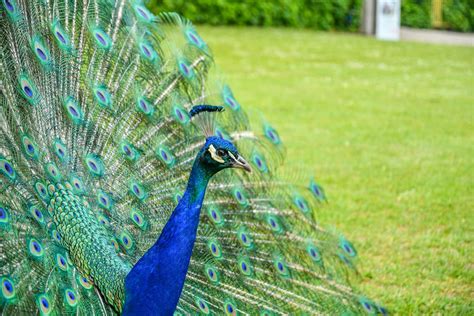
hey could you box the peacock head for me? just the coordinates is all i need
[189,105,251,175]
[199,136,251,174]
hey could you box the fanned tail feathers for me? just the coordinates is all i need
[0,1,385,315]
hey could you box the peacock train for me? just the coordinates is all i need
[0,0,386,315]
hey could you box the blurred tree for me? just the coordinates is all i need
[401,0,473,32]
[147,0,362,31]
[401,0,432,29]
[147,0,473,32]
[442,0,473,32]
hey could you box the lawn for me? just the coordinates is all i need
[198,26,473,314]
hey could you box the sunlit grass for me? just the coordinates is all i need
[199,26,473,314]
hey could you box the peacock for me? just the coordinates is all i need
[0,0,387,315]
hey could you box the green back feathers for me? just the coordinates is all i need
[0,0,384,315]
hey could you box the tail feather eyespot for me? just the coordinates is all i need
[1,277,15,300]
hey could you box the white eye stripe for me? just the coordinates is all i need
[208,144,225,163]
[228,151,237,161]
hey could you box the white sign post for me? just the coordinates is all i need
[376,0,400,41]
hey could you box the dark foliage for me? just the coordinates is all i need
[148,0,362,31]
[402,0,473,32]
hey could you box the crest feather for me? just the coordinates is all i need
[189,105,224,137]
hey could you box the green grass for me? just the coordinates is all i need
[199,26,474,314]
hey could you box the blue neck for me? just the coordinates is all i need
[122,159,212,316]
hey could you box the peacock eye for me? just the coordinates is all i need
[217,149,226,157]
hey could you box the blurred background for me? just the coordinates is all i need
[148,0,473,33]
[147,0,472,314]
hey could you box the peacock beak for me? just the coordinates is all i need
[231,154,252,173]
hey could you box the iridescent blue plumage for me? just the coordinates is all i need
[123,137,250,315]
